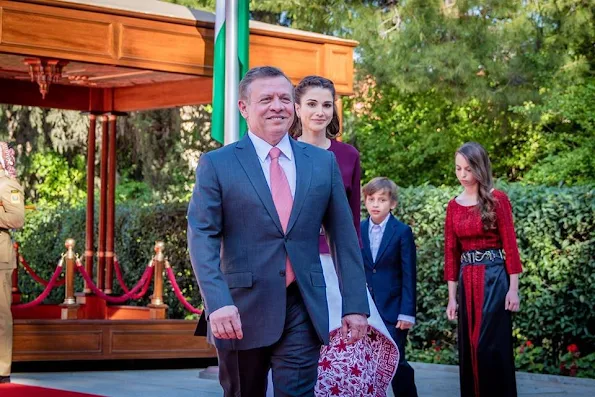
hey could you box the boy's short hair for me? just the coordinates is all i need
[362,177,399,202]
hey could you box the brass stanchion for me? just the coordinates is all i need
[148,241,167,319]
[60,238,80,319]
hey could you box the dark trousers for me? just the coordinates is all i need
[387,325,418,397]
[217,283,321,397]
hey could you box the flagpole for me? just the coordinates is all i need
[224,0,239,145]
[211,0,226,144]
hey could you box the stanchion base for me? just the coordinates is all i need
[147,304,168,320]
[198,366,219,380]
[60,304,81,320]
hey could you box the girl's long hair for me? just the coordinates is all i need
[457,142,496,230]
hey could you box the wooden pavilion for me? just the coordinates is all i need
[0,0,357,361]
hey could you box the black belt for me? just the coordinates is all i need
[461,249,505,265]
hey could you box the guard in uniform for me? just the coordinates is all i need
[0,142,25,384]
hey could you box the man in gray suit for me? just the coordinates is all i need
[188,66,369,397]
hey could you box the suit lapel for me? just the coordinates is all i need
[361,218,374,267]
[234,135,284,234]
[375,215,397,265]
[286,139,312,235]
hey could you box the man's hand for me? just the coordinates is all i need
[341,314,368,344]
[396,320,413,330]
[209,305,243,340]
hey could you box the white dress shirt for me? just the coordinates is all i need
[248,131,296,198]
[368,214,416,325]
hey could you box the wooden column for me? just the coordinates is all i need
[105,114,118,294]
[97,115,109,291]
[84,113,97,294]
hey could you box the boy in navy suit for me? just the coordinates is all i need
[362,177,418,397]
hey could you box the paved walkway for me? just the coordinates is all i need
[12,363,595,396]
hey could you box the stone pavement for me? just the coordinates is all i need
[12,363,595,397]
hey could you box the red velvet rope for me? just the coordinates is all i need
[77,263,154,304]
[19,255,65,286]
[113,257,131,294]
[12,265,64,310]
[134,266,154,299]
[165,267,202,314]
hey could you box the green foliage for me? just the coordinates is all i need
[344,77,595,186]
[15,206,88,304]
[515,341,595,379]
[163,0,214,10]
[407,339,458,366]
[511,79,595,186]
[28,152,87,207]
[343,84,506,186]
[558,345,595,379]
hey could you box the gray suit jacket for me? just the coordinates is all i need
[187,135,369,350]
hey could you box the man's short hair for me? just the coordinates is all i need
[362,177,399,202]
[239,66,293,101]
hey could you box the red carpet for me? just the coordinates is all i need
[0,383,104,396]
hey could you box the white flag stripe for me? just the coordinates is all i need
[224,0,240,145]
[214,0,225,38]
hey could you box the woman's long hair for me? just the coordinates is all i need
[457,142,496,230]
[289,75,341,139]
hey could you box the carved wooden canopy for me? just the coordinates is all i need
[0,0,357,112]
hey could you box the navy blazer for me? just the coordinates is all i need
[361,215,417,325]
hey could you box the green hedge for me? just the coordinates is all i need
[14,202,201,320]
[14,184,595,376]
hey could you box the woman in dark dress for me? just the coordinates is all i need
[444,142,522,397]
[266,76,398,397]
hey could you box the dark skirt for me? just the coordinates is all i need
[457,252,517,397]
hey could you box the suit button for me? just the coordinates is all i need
[279,270,286,277]
[373,269,377,274]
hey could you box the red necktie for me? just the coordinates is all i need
[269,147,295,286]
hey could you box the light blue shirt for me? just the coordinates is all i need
[248,131,296,198]
[369,214,391,263]
[368,214,416,325]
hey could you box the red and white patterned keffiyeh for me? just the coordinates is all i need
[315,327,399,397]
[0,142,17,179]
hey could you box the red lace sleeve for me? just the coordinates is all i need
[494,190,522,275]
[444,201,461,281]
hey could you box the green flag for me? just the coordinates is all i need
[238,0,249,138]
[211,0,249,144]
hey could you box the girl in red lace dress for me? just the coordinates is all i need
[444,142,522,397]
